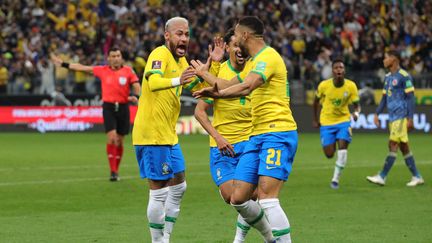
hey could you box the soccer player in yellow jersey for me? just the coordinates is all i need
[193,16,296,243]
[194,29,254,243]
[312,58,361,189]
[132,17,224,243]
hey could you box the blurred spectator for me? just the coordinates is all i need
[37,57,55,94]
[0,59,8,94]
[359,82,375,106]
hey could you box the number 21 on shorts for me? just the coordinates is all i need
[266,148,281,166]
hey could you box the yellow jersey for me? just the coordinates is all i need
[316,78,359,126]
[132,45,189,145]
[209,60,252,147]
[238,46,297,135]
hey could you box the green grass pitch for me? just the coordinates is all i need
[0,133,431,242]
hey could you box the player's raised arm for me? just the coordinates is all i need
[51,53,93,73]
[147,67,196,92]
[190,59,240,89]
[194,100,235,157]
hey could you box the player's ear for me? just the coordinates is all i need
[164,31,170,41]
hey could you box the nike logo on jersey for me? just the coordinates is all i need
[266,166,277,170]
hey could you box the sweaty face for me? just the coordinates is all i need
[228,36,246,66]
[165,21,190,58]
[383,53,395,69]
[233,24,250,57]
[332,62,345,79]
[107,50,123,69]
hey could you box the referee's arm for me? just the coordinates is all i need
[51,54,94,73]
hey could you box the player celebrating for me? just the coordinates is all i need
[366,50,424,187]
[312,58,361,189]
[194,29,253,243]
[193,16,297,243]
[51,47,141,182]
[132,17,224,243]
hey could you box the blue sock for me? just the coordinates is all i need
[380,152,397,178]
[404,153,420,177]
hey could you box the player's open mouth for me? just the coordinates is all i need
[235,52,244,62]
[177,45,187,56]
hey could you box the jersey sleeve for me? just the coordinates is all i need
[250,58,273,83]
[403,75,415,93]
[203,97,214,105]
[382,78,388,94]
[183,77,208,92]
[128,67,139,83]
[92,66,104,79]
[144,48,168,79]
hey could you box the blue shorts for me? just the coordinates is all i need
[320,121,352,147]
[134,144,185,180]
[209,140,249,186]
[234,131,298,185]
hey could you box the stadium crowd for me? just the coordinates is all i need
[0,0,431,95]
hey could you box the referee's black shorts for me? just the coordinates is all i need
[102,102,130,135]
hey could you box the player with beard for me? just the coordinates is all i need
[132,17,224,243]
[51,47,141,182]
[312,58,361,189]
[192,16,297,242]
[194,28,253,243]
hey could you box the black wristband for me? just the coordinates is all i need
[133,94,140,99]
[61,62,70,69]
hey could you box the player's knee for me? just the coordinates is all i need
[218,190,231,204]
[149,187,169,202]
[169,181,187,198]
[230,193,248,205]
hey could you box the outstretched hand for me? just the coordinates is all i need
[180,67,196,85]
[208,36,226,62]
[373,114,380,127]
[128,96,138,104]
[190,59,209,77]
[193,82,221,99]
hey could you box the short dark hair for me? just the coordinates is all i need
[108,46,122,56]
[223,28,235,44]
[238,16,264,36]
[386,50,400,61]
[332,57,344,67]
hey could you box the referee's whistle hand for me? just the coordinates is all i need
[128,96,138,104]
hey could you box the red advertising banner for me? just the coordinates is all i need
[0,106,138,132]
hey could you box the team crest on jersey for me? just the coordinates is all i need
[392,79,398,86]
[152,60,162,69]
[216,168,222,180]
[162,162,170,175]
[119,77,127,85]
[331,98,342,106]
